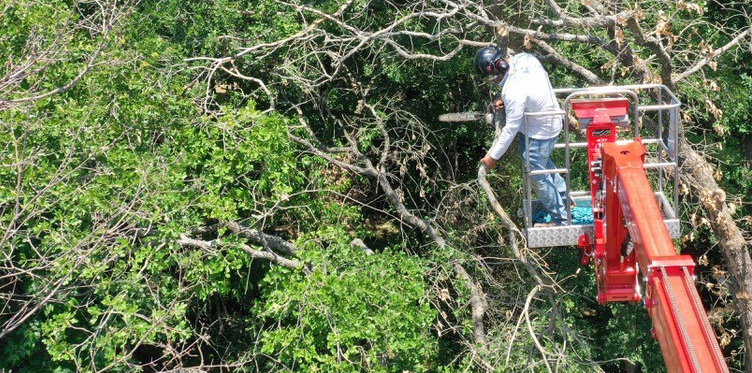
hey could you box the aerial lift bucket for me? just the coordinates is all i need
[521,86,681,249]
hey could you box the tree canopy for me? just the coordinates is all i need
[1,0,751,371]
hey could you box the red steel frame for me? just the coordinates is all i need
[573,98,728,372]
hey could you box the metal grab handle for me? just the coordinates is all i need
[554,83,681,107]
[643,162,677,169]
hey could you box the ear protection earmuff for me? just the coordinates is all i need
[493,59,509,75]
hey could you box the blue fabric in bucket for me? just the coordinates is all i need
[533,206,594,225]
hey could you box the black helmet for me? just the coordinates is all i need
[475,46,508,77]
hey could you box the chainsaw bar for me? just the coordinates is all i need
[438,111,485,122]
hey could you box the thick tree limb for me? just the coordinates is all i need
[532,39,605,85]
[477,166,551,288]
[177,234,302,270]
[454,262,487,348]
[221,221,298,256]
[288,134,373,176]
[349,238,374,255]
[680,143,752,368]
[504,24,609,46]
[179,220,305,270]
[532,11,633,28]
[625,18,674,88]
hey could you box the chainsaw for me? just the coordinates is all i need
[438,97,503,128]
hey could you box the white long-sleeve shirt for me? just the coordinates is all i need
[487,53,562,160]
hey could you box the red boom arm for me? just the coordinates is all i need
[573,99,728,372]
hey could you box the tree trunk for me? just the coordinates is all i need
[681,142,752,371]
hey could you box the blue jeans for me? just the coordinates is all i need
[518,136,569,225]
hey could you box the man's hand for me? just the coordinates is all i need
[480,155,497,171]
[493,98,504,112]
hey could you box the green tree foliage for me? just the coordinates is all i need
[259,229,437,371]
[0,1,452,370]
[1,0,751,371]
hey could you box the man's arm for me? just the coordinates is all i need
[481,90,525,170]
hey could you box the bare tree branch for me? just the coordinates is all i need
[177,234,302,270]
[532,38,605,85]
[674,27,752,82]
[626,18,674,88]
[222,221,298,256]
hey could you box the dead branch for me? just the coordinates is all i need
[454,261,488,349]
[0,0,135,110]
[177,234,302,270]
[625,18,674,88]
[221,221,298,256]
[477,166,552,289]
[531,39,605,85]
[349,238,374,255]
[681,142,752,367]
[524,285,553,373]
[674,27,752,83]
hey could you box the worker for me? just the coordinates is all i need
[475,46,569,225]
